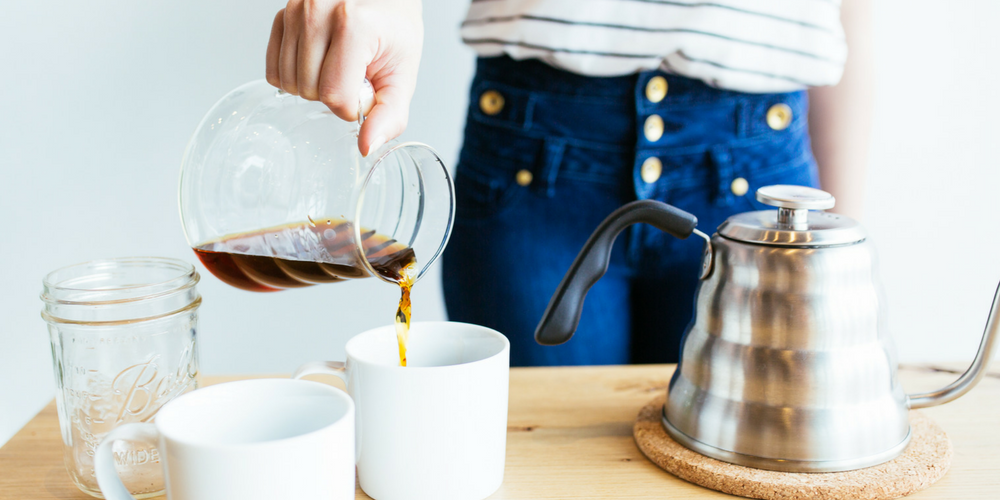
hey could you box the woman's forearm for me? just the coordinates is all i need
[808,0,874,221]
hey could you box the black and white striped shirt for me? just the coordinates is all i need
[461,0,847,92]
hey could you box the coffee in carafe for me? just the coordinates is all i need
[192,217,418,365]
[193,218,415,291]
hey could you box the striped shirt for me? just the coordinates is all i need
[460,0,847,93]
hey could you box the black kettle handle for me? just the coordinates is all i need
[534,200,699,346]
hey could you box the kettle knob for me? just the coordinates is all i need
[756,185,834,226]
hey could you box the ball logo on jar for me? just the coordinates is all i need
[110,340,198,424]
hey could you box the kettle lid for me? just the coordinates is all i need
[718,185,866,246]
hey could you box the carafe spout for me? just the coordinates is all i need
[908,281,1000,409]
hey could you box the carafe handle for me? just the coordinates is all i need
[357,78,375,126]
[535,200,700,346]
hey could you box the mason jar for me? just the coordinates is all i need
[40,257,201,498]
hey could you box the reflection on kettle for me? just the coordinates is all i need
[536,185,1000,472]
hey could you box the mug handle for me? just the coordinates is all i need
[94,423,161,500]
[293,361,348,385]
[292,361,359,462]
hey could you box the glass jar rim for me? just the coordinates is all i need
[41,257,199,306]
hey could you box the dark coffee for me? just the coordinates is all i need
[193,219,415,292]
[193,218,417,366]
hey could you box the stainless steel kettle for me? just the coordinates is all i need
[535,185,1000,473]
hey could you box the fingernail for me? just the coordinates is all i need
[366,136,387,157]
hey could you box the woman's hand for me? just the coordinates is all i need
[266,0,423,156]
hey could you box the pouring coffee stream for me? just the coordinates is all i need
[536,185,1000,472]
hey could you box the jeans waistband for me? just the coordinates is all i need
[468,56,808,152]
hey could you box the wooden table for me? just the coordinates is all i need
[2,364,998,499]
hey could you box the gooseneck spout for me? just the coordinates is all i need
[908,281,1000,409]
[534,200,701,346]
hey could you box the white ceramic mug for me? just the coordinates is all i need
[294,321,510,500]
[94,379,355,500]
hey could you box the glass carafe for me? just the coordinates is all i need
[178,80,454,291]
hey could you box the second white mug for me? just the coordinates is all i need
[295,321,510,500]
[94,379,355,500]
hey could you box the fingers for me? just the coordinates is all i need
[358,80,413,156]
[265,10,284,89]
[296,1,332,101]
[265,0,419,154]
[278,2,302,94]
[317,6,372,122]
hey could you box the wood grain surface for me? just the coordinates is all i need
[1,364,997,499]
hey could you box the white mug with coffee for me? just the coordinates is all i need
[295,321,510,500]
[94,379,355,500]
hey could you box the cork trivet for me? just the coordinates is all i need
[634,394,952,500]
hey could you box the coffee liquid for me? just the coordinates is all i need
[394,262,415,367]
[193,218,417,365]
[193,219,415,291]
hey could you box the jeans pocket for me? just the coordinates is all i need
[455,119,545,222]
[454,151,530,223]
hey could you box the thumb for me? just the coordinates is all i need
[359,81,413,156]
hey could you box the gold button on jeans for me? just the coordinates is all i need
[515,169,533,186]
[640,157,662,184]
[731,177,749,196]
[646,76,668,103]
[766,103,793,131]
[480,90,505,116]
[644,115,664,142]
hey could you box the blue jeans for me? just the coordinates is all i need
[442,56,819,367]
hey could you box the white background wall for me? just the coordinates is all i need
[1,1,998,447]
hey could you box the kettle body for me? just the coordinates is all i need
[663,232,911,471]
[535,185,1000,472]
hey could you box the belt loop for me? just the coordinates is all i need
[539,138,567,198]
[736,100,749,138]
[524,94,537,131]
[710,145,734,206]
